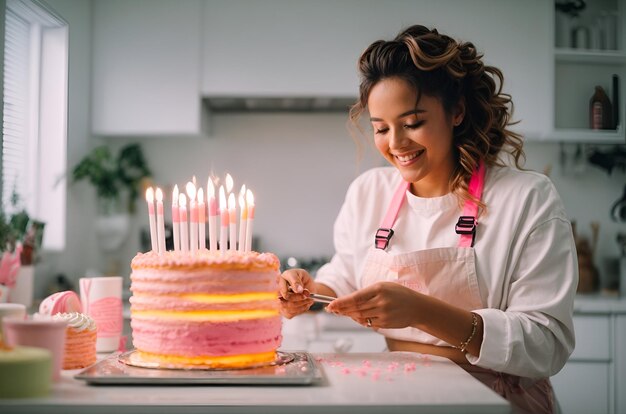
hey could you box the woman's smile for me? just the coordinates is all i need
[394,149,425,166]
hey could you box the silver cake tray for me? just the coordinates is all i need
[75,350,323,385]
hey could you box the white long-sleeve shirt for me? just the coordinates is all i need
[315,165,577,378]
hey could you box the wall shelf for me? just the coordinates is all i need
[555,48,626,64]
[533,128,625,144]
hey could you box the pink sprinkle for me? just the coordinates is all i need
[386,362,400,371]
[315,357,325,362]
[362,360,371,367]
[341,368,351,375]
[301,366,309,372]
[371,371,381,381]
[356,368,368,377]
[404,363,416,372]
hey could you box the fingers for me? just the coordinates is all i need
[279,269,309,299]
[326,288,377,314]
[279,295,314,319]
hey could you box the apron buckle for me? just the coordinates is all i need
[375,227,394,250]
[455,216,477,247]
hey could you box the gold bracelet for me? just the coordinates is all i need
[457,312,478,353]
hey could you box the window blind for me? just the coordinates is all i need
[2,8,30,214]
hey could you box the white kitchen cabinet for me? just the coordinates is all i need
[201,0,552,138]
[551,314,613,414]
[553,362,611,414]
[616,315,626,414]
[550,0,626,144]
[91,0,204,136]
[551,298,626,414]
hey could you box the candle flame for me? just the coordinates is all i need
[179,193,187,208]
[207,177,215,198]
[197,187,204,203]
[155,187,163,202]
[219,185,226,209]
[225,173,234,193]
[146,187,154,203]
[228,192,236,210]
[192,175,197,188]
[173,185,179,206]
[246,189,255,206]
[186,181,196,200]
[238,191,246,208]
[239,184,246,199]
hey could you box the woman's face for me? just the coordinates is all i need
[368,77,463,197]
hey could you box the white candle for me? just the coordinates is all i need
[198,188,206,250]
[155,187,166,254]
[186,182,198,254]
[145,187,158,252]
[238,185,247,252]
[208,177,218,251]
[179,193,188,252]
[228,193,237,250]
[219,185,228,255]
[225,173,234,194]
[172,185,180,251]
[245,189,255,252]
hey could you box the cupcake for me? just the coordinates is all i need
[53,312,97,369]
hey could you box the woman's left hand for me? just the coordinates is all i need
[325,282,422,329]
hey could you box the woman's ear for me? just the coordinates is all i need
[452,99,465,126]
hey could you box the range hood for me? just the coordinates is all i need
[203,96,356,113]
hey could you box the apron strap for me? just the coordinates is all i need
[375,180,410,250]
[456,162,486,248]
[374,162,487,250]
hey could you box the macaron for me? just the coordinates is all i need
[38,291,82,316]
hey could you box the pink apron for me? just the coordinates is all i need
[361,163,554,414]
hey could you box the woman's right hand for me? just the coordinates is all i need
[278,268,316,319]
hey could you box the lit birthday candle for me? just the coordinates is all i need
[225,173,234,194]
[186,182,198,254]
[155,187,166,254]
[207,177,218,251]
[238,185,247,252]
[228,193,237,250]
[179,193,188,252]
[172,185,180,251]
[245,189,255,252]
[198,188,206,250]
[145,187,158,252]
[219,185,228,254]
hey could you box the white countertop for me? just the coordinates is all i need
[0,352,509,414]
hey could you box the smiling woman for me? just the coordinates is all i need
[279,24,577,414]
[2,0,68,250]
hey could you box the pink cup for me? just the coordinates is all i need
[3,316,67,380]
[80,276,123,352]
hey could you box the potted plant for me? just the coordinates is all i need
[72,144,151,256]
[0,195,45,305]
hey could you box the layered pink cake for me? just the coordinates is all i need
[129,250,282,369]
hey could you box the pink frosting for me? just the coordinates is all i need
[130,268,278,295]
[131,316,282,357]
[131,250,280,270]
[129,249,283,360]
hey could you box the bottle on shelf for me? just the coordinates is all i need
[589,86,614,130]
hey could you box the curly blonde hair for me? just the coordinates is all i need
[349,25,525,211]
